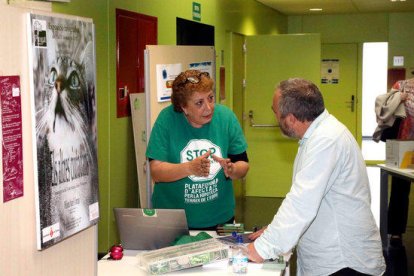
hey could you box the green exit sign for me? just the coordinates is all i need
[193,2,201,21]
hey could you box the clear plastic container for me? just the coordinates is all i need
[137,238,230,275]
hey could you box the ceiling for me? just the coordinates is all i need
[256,0,414,15]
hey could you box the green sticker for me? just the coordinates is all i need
[142,208,157,217]
[134,98,141,110]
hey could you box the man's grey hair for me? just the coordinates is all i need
[276,78,325,122]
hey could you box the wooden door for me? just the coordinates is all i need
[116,9,157,117]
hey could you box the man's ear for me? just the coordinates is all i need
[286,113,297,125]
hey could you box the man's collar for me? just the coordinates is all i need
[299,109,329,145]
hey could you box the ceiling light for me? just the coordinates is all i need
[309,8,323,12]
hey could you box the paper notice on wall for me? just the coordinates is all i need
[321,59,339,84]
[0,75,24,202]
[189,61,213,77]
[156,63,182,102]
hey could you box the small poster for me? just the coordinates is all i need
[156,63,182,102]
[28,13,99,250]
[321,59,339,84]
[189,61,213,77]
[1,76,24,202]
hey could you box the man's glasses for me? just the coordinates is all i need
[178,72,210,85]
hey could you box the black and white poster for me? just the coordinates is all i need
[27,13,99,250]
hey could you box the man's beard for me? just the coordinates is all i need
[279,118,298,139]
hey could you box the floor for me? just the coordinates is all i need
[235,196,414,276]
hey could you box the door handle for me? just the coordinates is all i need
[119,85,129,99]
[248,110,279,128]
[345,95,355,112]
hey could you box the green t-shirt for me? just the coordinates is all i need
[146,104,247,228]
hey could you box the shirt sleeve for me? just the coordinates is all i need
[254,134,340,259]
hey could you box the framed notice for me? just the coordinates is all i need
[27,12,99,250]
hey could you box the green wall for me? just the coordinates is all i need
[51,0,414,254]
[52,0,286,253]
[288,12,414,86]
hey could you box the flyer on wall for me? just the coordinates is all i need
[27,12,99,250]
[0,76,24,203]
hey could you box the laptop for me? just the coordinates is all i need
[114,208,189,250]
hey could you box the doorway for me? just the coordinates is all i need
[116,9,157,118]
[321,43,359,137]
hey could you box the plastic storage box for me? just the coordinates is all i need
[136,238,229,274]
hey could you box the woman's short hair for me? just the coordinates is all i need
[277,78,325,122]
[171,70,214,112]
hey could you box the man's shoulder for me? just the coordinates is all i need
[315,114,348,139]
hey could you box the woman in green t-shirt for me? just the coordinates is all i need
[146,70,249,229]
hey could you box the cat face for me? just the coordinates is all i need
[36,55,95,188]
[45,56,87,133]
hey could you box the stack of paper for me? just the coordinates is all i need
[216,223,244,236]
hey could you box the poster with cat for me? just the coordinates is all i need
[27,13,99,250]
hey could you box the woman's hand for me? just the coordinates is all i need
[212,155,233,177]
[401,91,408,101]
[188,150,211,177]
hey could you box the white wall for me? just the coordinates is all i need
[0,2,97,275]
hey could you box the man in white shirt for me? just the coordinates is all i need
[247,78,385,276]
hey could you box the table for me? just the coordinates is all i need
[377,164,414,249]
[98,249,287,275]
[97,231,289,275]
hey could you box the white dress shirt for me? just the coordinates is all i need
[254,110,386,276]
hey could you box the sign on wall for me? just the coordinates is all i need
[1,76,24,203]
[27,12,99,250]
[321,58,339,84]
[192,2,201,21]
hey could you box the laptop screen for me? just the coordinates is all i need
[114,208,189,250]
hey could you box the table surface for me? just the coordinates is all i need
[377,164,414,179]
[97,231,287,276]
[98,250,285,275]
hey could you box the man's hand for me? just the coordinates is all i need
[247,243,264,263]
[248,226,267,241]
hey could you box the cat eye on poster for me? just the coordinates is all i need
[27,12,99,250]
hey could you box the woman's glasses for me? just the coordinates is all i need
[178,72,210,86]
